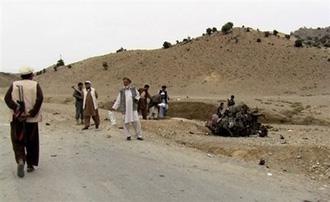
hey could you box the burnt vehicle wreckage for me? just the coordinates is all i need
[206,103,268,137]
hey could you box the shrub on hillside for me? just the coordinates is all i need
[273,30,278,36]
[246,27,251,32]
[221,22,234,34]
[67,65,72,69]
[116,47,127,53]
[264,31,270,37]
[54,66,58,71]
[56,59,65,67]
[212,27,218,33]
[285,34,291,39]
[42,69,46,73]
[206,28,212,35]
[256,38,261,42]
[102,62,108,70]
[163,41,172,49]
[294,39,303,47]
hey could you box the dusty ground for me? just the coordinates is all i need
[2,84,329,185]
[0,99,330,202]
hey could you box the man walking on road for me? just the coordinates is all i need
[4,67,43,178]
[113,77,143,141]
[82,81,100,130]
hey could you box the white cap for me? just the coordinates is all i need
[19,66,34,75]
[85,80,92,84]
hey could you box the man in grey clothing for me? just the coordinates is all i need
[72,82,84,125]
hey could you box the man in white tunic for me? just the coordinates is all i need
[112,77,143,141]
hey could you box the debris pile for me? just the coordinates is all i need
[206,101,268,137]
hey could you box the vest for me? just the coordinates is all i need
[118,87,138,113]
[83,88,98,110]
[11,80,42,123]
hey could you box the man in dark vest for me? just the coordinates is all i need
[4,66,43,178]
[138,84,151,120]
[112,77,143,141]
[72,82,84,125]
[227,95,235,107]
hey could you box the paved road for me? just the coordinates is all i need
[0,100,328,202]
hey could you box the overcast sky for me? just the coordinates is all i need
[1,0,329,73]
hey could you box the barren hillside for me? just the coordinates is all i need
[33,27,330,99]
[0,73,18,88]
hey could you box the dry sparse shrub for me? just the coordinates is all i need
[116,47,126,53]
[257,38,261,42]
[221,22,234,34]
[56,59,65,67]
[285,34,291,39]
[102,62,108,70]
[264,31,270,37]
[163,41,172,49]
[294,39,303,47]
[206,28,212,35]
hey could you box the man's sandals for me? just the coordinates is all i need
[27,165,35,173]
[17,160,24,178]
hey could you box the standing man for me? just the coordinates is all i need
[4,67,43,178]
[227,95,235,107]
[82,81,100,130]
[112,77,143,141]
[72,82,84,125]
[217,102,224,118]
[159,85,169,116]
[138,84,151,120]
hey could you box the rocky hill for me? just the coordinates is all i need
[292,26,330,48]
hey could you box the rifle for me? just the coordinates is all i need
[15,85,26,120]
[71,86,82,94]
[15,85,27,141]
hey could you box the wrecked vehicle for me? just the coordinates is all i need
[206,104,268,137]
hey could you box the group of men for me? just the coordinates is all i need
[72,81,100,130]
[206,95,236,132]
[4,66,169,178]
[136,84,169,120]
[72,78,170,140]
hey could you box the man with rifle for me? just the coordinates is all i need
[4,67,43,178]
[72,82,84,125]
